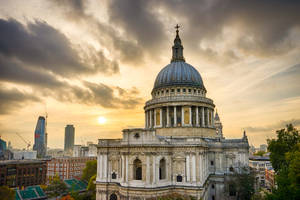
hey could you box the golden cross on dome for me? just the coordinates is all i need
[175,24,180,32]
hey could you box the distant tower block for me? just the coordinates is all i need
[33,116,46,158]
[64,125,75,153]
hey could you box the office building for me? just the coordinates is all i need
[33,116,47,158]
[64,125,75,153]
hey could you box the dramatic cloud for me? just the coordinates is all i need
[0,86,40,114]
[0,18,142,114]
[0,18,119,76]
[50,0,146,65]
[245,119,300,132]
[158,0,300,58]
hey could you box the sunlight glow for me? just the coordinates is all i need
[98,116,107,124]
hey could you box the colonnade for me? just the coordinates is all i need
[97,152,210,185]
[145,106,214,128]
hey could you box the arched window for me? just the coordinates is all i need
[111,172,117,179]
[110,194,118,200]
[159,158,166,180]
[133,158,142,180]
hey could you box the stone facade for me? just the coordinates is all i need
[96,28,249,200]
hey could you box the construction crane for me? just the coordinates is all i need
[15,132,31,150]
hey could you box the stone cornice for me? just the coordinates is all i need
[144,96,214,109]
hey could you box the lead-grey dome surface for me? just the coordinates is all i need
[153,61,205,90]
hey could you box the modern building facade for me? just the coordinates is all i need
[96,28,249,200]
[249,156,272,190]
[46,156,96,181]
[12,150,37,160]
[0,138,7,159]
[0,160,46,188]
[33,116,47,158]
[64,125,75,153]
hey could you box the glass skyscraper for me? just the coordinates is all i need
[33,116,47,157]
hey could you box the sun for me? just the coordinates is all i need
[97,116,107,124]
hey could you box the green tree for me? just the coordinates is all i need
[87,174,96,200]
[267,124,300,171]
[82,160,97,182]
[0,186,15,200]
[253,151,266,157]
[266,124,300,200]
[46,174,68,199]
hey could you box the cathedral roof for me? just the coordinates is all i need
[153,25,205,90]
[153,61,204,90]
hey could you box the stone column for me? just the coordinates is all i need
[174,106,177,127]
[166,107,170,127]
[103,154,108,180]
[146,155,150,184]
[189,107,192,125]
[182,107,185,126]
[206,108,210,128]
[199,153,203,185]
[192,154,196,182]
[154,109,157,128]
[122,155,125,182]
[212,109,214,128]
[186,154,190,182]
[160,108,163,127]
[152,155,156,184]
[201,107,205,127]
[145,112,147,128]
[196,107,199,126]
[98,154,102,181]
[125,155,129,182]
[150,109,153,128]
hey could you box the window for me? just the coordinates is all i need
[111,172,117,179]
[110,194,118,200]
[176,175,182,182]
[194,89,196,93]
[177,88,180,92]
[183,88,186,92]
[159,158,166,180]
[166,90,169,93]
[212,184,215,189]
[229,166,234,172]
[211,161,214,166]
[134,133,140,139]
[133,159,142,180]
[229,184,236,196]
[198,90,200,93]
[188,89,191,93]
[171,89,175,92]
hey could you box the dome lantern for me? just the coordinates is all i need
[171,24,185,62]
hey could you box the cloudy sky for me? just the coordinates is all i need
[0,0,299,149]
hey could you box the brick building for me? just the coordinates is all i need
[0,160,46,189]
[46,157,96,180]
[265,167,276,191]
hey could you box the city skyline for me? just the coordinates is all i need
[0,0,300,149]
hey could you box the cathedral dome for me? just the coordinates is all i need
[153,25,205,91]
[153,61,205,90]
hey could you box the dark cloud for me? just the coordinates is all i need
[245,119,300,132]
[0,18,119,76]
[108,0,166,52]
[0,86,40,114]
[157,0,300,58]
[50,0,145,65]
